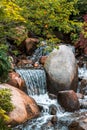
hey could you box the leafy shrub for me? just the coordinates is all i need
[0,49,11,82]
[0,89,14,112]
[0,88,14,130]
[77,0,87,18]
[0,0,26,45]
[75,14,87,55]
[16,0,82,45]
[0,0,84,48]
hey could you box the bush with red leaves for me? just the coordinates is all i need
[76,14,87,55]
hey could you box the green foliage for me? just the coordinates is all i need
[0,43,8,52]
[0,89,14,112]
[0,108,9,121]
[0,118,11,130]
[0,0,25,22]
[0,49,11,82]
[0,88,13,130]
[14,0,83,46]
[77,0,87,17]
[0,0,26,46]
[7,25,28,46]
[0,0,85,49]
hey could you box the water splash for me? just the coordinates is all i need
[31,93,64,114]
[13,93,66,130]
[28,44,49,63]
[78,63,87,79]
[15,69,47,95]
[14,66,87,130]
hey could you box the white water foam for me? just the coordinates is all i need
[31,93,71,118]
[78,64,87,79]
[14,66,87,130]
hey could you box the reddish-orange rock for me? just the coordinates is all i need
[25,38,39,54]
[40,56,48,65]
[0,84,40,126]
[7,72,25,90]
[57,90,80,112]
[17,59,33,67]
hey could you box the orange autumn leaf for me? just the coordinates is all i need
[45,24,48,28]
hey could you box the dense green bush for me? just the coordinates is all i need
[0,89,14,112]
[0,0,26,46]
[77,0,87,19]
[16,0,82,44]
[0,49,11,82]
[0,0,86,49]
[0,88,14,130]
[0,0,84,47]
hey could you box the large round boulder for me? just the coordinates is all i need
[44,45,78,95]
[0,84,40,126]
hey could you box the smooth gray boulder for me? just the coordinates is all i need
[44,45,78,95]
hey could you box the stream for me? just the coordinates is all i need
[13,61,87,130]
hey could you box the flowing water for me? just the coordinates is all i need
[78,63,87,79]
[14,64,87,130]
[16,69,46,95]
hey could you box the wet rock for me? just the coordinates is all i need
[29,45,49,63]
[83,118,87,123]
[17,59,33,67]
[0,84,40,126]
[51,116,58,125]
[80,79,87,94]
[7,71,26,90]
[48,93,57,100]
[82,86,87,95]
[49,105,57,115]
[78,118,87,130]
[33,62,43,69]
[44,45,78,95]
[34,62,39,68]
[78,60,84,68]
[40,56,48,65]
[25,38,39,54]
[76,93,84,99]
[24,63,33,68]
[57,90,80,112]
[41,121,53,130]
[68,121,84,130]
[86,62,87,68]
[80,79,87,89]
[38,105,43,112]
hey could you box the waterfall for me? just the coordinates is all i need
[14,68,64,130]
[13,65,87,130]
[16,69,47,95]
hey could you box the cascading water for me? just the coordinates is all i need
[78,63,87,79]
[14,68,66,130]
[14,63,87,130]
[16,69,46,95]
